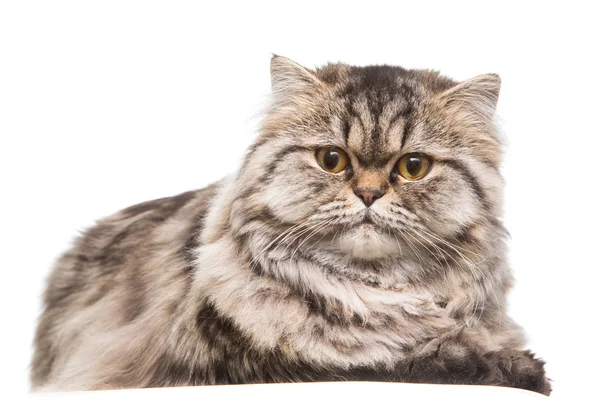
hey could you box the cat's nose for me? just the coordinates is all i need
[354,188,384,207]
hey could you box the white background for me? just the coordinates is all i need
[1,1,598,398]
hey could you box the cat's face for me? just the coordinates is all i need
[235,57,504,261]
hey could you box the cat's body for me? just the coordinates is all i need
[32,57,550,394]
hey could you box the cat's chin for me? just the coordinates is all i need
[335,224,400,260]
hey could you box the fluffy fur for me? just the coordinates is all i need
[31,56,550,394]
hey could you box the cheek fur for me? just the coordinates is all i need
[262,156,347,223]
[391,173,482,237]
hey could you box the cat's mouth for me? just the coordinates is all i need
[362,212,375,225]
[347,211,382,232]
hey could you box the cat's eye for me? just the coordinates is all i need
[396,153,431,181]
[316,147,349,174]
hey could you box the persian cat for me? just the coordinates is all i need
[32,56,550,394]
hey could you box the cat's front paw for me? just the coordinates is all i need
[488,349,551,395]
[400,337,493,385]
[400,338,551,395]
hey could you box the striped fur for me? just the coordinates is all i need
[31,56,550,394]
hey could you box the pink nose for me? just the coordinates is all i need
[353,188,384,207]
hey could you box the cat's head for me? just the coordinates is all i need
[230,56,504,261]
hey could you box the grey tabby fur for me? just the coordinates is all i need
[31,56,550,395]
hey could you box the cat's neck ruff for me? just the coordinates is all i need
[191,233,457,367]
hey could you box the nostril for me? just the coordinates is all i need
[354,188,384,207]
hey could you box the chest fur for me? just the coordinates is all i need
[189,237,457,369]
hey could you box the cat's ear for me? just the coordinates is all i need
[270,55,326,104]
[437,74,501,121]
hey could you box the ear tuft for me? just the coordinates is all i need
[270,56,325,104]
[438,74,501,121]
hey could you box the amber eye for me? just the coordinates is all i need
[316,147,349,173]
[396,153,431,181]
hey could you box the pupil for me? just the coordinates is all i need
[406,157,422,176]
[324,151,339,170]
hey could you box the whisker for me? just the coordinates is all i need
[242,220,314,293]
[419,229,483,267]
[277,220,328,257]
[290,218,334,261]
[303,221,336,254]
[255,222,311,260]
[420,229,481,257]
[397,230,424,263]
[404,230,447,272]
[387,227,403,257]
[409,229,451,271]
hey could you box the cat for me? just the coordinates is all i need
[31,56,550,395]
